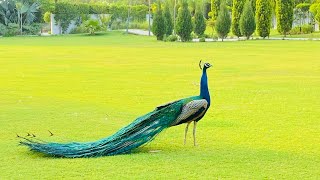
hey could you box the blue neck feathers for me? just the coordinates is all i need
[200,68,211,106]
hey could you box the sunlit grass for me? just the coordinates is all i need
[0,32,319,179]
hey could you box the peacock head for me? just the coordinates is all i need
[199,60,213,70]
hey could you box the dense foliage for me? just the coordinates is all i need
[194,5,206,36]
[240,0,255,39]
[310,1,320,25]
[54,3,78,33]
[0,0,41,36]
[43,11,51,23]
[176,1,193,42]
[215,1,231,41]
[232,0,245,37]
[152,2,165,40]
[256,0,272,38]
[163,3,173,36]
[276,0,294,36]
[210,0,220,20]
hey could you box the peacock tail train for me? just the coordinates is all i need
[20,99,191,158]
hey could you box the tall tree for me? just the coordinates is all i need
[163,2,173,35]
[215,1,231,41]
[176,1,193,41]
[194,4,206,36]
[240,0,256,39]
[211,0,220,20]
[256,0,272,38]
[276,0,294,37]
[232,0,246,37]
[152,2,165,40]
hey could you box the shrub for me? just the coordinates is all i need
[194,5,206,36]
[152,2,165,40]
[255,0,272,38]
[302,24,314,34]
[163,3,173,35]
[0,24,7,36]
[69,24,88,34]
[199,37,206,42]
[84,19,101,35]
[215,1,231,41]
[129,21,149,30]
[207,19,216,37]
[176,1,193,42]
[166,34,178,42]
[43,12,51,23]
[240,0,255,39]
[276,0,294,37]
[232,0,246,37]
[23,23,42,35]
[289,26,300,34]
[3,23,19,37]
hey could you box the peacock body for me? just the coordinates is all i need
[20,62,212,158]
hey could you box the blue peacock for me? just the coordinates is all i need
[20,61,213,158]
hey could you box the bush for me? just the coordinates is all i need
[176,1,193,42]
[256,0,272,38]
[165,34,178,42]
[215,1,231,41]
[129,21,149,30]
[240,0,256,39]
[84,19,101,35]
[3,23,19,37]
[194,5,206,36]
[23,23,42,35]
[302,24,314,34]
[43,11,51,23]
[276,0,294,37]
[290,24,314,34]
[232,0,246,37]
[152,2,165,40]
[199,37,206,42]
[69,24,88,34]
[0,24,7,36]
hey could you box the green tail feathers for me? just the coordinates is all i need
[20,101,183,158]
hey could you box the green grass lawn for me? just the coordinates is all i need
[0,32,319,179]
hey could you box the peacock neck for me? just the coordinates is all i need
[200,68,211,106]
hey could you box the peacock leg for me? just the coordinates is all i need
[184,122,191,145]
[193,121,198,146]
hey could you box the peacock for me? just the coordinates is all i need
[19,61,213,158]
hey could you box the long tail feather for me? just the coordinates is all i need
[20,101,183,158]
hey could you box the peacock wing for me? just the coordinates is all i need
[172,99,208,126]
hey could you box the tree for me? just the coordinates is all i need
[152,2,165,40]
[232,0,245,37]
[176,1,193,42]
[310,2,320,27]
[163,2,173,35]
[256,0,272,38]
[211,0,220,20]
[194,5,206,36]
[215,1,231,41]
[276,0,294,37]
[240,0,255,39]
